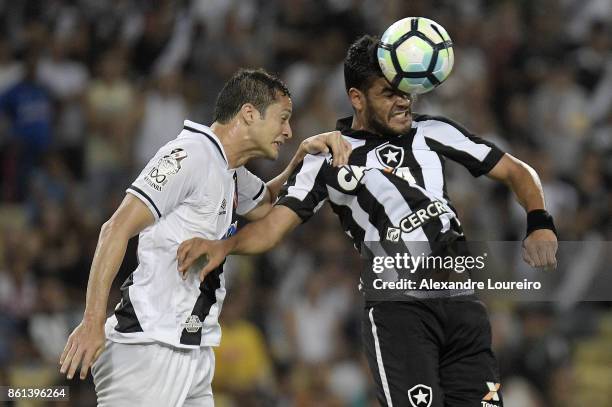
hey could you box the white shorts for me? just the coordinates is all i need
[92,340,214,407]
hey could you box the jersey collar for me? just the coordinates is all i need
[335,116,418,141]
[183,120,229,167]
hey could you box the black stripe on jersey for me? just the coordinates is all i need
[180,261,225,346]
[252,183,265,200]
[114,273,143,333]
[356,183,393,241]
[400,140,426,188]
[329,201,366,247]
[184,125,227,163]
[349,141,370,166]
[128,185,162,218]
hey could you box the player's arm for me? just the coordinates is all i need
[59,195,154,380]
[487,154,557,269]
[178,205,301,281]
[244,131,350,221]
[425,117,557,268]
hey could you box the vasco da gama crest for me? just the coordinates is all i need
[146,148,188,188]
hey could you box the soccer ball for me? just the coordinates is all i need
[377,17,454,95]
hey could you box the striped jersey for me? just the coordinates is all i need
[105,120,266,348]
[276,114,505,253]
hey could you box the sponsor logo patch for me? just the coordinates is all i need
[386,227,401,242]
[400,201,450,233]
[483,382,501,402]
[144,148,188,189]
[219,198,227,215]
[183,315,203,333]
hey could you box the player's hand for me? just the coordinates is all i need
[59,320,106,380]
[301,131,352,167]
[177,238,230,281]
[522,229,558,270]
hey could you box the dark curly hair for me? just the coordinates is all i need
[343,35,384,93]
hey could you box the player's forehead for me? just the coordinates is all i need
[367,77,409,98]
[366,77,391,92]
[266,93,292,115]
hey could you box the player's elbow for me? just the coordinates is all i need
[508,156,539,187]
[99,217,130,242]
[492,154,538,186]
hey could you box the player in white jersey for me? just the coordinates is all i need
[58,69,351,406]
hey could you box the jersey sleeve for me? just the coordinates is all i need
[235,166,267,216]
[127,144,199,220]
[423,117,505,177]
[275,154,329,223]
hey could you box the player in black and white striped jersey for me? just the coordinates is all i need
[178,36,558,407]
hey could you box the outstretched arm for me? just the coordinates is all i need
[487,153,558,268]
[245,131,350,221]
[59,195,154,380]
[178,205,301,281]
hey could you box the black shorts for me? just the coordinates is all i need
[362,297,503,407]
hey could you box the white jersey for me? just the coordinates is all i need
[105,120,266,348]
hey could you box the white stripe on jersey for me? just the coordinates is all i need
[421,119,492,161]
[412,128,448,205]
[366,170,431,244]
[287,154,326,201]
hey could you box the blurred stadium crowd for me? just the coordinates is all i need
[0,0,611,406]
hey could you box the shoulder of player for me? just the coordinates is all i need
[302,152,334,169]
[412,113,472,140]
[165,132,225,168]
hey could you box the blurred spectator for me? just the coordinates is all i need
[530,62,590,174]
[214,284,274,403]
[28,277,79,364]
[0,38,22,93]
[85,48,140,206]
[285,270,347,365]
[0,49,53,201]
[37,35,89,177]
[0,225,38,315]
[134,70,188,168]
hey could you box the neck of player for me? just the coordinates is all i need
[351,113,373,133]
[211,121,262,169]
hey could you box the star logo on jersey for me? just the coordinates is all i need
[408,384,432,407]
[375,143,404,168]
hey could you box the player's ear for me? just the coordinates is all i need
[239,103,257,125]
[348,88,365,112]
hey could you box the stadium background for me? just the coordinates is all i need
[0,0,610,406]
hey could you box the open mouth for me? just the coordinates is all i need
[391,109,411,119]
[272,141,283,148]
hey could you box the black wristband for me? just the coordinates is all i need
[526,209,557,237]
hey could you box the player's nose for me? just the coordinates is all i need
[283,122,292,139]
[395,93,411,107]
